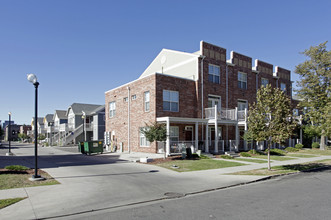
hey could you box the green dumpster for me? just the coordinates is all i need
[84,141,103,155]
[78,142,85,154]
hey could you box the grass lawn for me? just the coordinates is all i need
[155,159,244,172]
[250,155,295,161]
[0,198,26,209]
[235,158,268,163]
[228,159,331,176]
[0,170,59,190]
[286,154,318,158]
[296,149,331,156]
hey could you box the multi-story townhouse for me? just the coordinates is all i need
[105,41,295,156]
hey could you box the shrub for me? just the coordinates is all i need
[220,155,234,159]
[312,142,320,148]
[5,165,29,171]
[199,154,210,159]
[295,144,304,150]
[267,149,286,156]
[240,152,251,157]
[285,147,299,152]
[249,149,265,155]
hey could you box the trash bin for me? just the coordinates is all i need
[78,142,85,154]
[84,141,104,155]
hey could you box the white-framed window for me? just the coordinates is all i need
[144,91,150,112]
[280,83,286,92]
[139,127,150,147]
[237,100,248,111]
[163,90,179,112]
[170,126,179,143]
[109,101,116,118]
[208,64,220,84]
[123,97,128,102]
[238,72,247,89]
[261,78,269,87]
[132,95,136,100]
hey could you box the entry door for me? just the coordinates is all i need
[208,96,221,111]
[208,127,222,145]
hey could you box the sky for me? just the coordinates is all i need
[0,0,330,125]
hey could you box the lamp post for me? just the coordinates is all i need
[82,111,86,142]
[6,112,13,156]
[27,73,44,180]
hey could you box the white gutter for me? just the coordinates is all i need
[127,86,131,153]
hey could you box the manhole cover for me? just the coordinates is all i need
[164,192,185,198]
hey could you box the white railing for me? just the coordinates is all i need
[205,107,237,120]
[59,123,68,132]
[84,123,93,131]
[170,141,195,154]
[237,110,246,121]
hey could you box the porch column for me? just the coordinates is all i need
[166,118,170,157]
[214,105,218,153]
[244,108,248,151]
[195,122,198,151]
[235,107,239,152]
[205,123,209,153]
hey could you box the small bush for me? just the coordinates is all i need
[285,147,299,152]
[220,155,234,159]
[5,165,29,171]
[267,149,286,156]
[240,152,251,157]
[249,149,265,155]
[295,144,304,150]
[312,142,320,148]
[199,154,210,159]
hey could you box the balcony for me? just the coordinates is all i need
[205,107,246,121]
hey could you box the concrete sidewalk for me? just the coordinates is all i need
[0,144,330,220]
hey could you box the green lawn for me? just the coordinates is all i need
[297,149,331,156]
[286,154,318,158]
[250,155,295,161]
[235,158,268,163]
[0,198,26,209]
[228,159,331,176]
[0,172,59,190]
[156,159,244,172]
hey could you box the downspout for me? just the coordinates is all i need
[200,55,206,143]
[127,86,131,153]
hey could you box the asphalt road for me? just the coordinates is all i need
[64,169,331,220]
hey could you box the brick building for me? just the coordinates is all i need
[105,41,296,155]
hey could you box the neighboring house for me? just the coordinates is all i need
[20,125,32,136]
[55,103,105,146]
[31,117,45,136]
[44,114,54,145]
[51,110,68,145]
[105,41,297,155]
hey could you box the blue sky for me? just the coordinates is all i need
[1,0,330,125]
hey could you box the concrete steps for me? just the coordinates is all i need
[225,151,240,158]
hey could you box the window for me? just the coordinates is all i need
[280,83,286,92]
[208,64,220,84]
[139,127,150,147]
[238,100,248,111]
[144,91,150,112]
[261,78,269,87]
[163,90,179,112]
[132,95,136,100]
[238,72,247,89]
[109,101,116,118]
[123,97,128,102]
[170,126,179,143]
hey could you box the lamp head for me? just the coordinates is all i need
[8,112,11,116]
[27,74,38,84]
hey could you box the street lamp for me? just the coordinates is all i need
[6,112,13,156]
[27,73,44,180]
[82,111,86,142]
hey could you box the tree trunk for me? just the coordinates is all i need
[320,134,326,151]
[267,142,271,170]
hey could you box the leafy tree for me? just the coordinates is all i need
[247,84,296,170]
[140,122,167,158]
[295,42,331,150]
[18,133,28,142]
[38,134,46,141]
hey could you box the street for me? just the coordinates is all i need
[65,169,331,220]
[0,143,330,220]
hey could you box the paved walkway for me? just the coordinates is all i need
[0,142,330,220]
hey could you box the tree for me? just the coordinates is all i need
[140,122,167,158]
[295,42,331,150]
[247,84,296,170]
[18,133,28,142]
